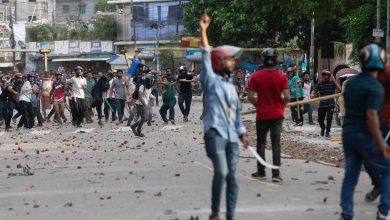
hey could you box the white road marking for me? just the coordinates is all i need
[72,128,96,133]
[160,125,184,131]
[30,130,52,135]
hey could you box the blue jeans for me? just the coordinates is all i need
[127,106,137,126]
[341,132,390,220]
[147,107,153,126]
[204,128,239,217]
[2,100,14,129]
[130,105,146,133]
[159,99,176,122]
[302,104,313,123]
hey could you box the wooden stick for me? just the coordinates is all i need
[241,93,343,115]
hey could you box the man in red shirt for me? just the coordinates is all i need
[248,48,290,182]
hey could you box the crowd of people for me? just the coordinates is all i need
[0,64,198,136]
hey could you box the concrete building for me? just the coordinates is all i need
[14,0,49,23]
[54,0,97,26]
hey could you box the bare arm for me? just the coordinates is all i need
[282,89,291,105]
[200,14,210,49]
[331,75,342,92]
[367,109,390,158]
[248,90,257,106]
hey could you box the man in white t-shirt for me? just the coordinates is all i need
[130,75,155,137]
[69,66,87,127]
[302,72,314,125]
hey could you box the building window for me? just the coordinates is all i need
[1,0,8,3]
[29,0,36,2]
[28,16,37,22]
[63,5,70,14]
[79,5,86,15]
[0,12,5,22]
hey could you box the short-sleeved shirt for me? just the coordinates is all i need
[52,81,66,102]
[162,84,175,102]
[315,80,337,107]
[177,74,193,95]
[135,84,151,106]
[70,76,86,99]
[85,79,95,99]
[343,73,384,134]
[248,69,289,120]
[288,75,304,99]
[379,69,390,124]
[111,78,128,100]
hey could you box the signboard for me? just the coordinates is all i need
[0,39,10,48]
[373,28,384,38]
[80,41,91,54]
[68,40,80,55]
[181,36,200,48]
[101,41,113,53]
[91,41,102,53]
[55,41,69,55]
[37,41,55,54]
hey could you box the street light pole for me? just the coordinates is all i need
[310,11,315,77]
[376,0,381,42]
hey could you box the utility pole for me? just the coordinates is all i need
[156,5,161,74]
[376,0,381,42]
[8,0,16,71]
[310,11,315,78]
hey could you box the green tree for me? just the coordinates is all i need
[93,16,118,41]
[95,0,116,12]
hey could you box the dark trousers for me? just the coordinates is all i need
[47,106,55,120]
[131,105,146,133]
[70,97,85,126]
[152,89,159,106]
[93,95,103,120]
[178,93,192,117]
[2,100,14,129]
[18,101,34,129]
[33,101,44,124]
[318,106,334,132]
[113,98,125,121]
[104,98,115,120]
[256,119,283,176]
[290,97,303,123]
[159,99,176,121]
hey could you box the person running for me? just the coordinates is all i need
[69,66,87,127]
[302,71,314,125]
[130,75,155,137]
[199,14,249,220]
[176,66,194,122]
[18,74,34,129]
[287,68,304,126]
[84,71,95,124]
[340,43,390,220]
[92,72,110,126]
[104,71,114,122]
[109,70,129,124]
[248,48,290,182]
[312,69,341,138]
[159,76,176,124]
[29,73,44,127]
[0,79,18,131]
[50,73,67,124]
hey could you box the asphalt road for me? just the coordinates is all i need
[0,101,378,220]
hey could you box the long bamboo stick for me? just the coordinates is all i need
[241,93,343,115]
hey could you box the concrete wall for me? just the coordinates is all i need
[15,0,48,22]
[55,0,96,25]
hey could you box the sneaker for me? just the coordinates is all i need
[138,133,145,137]
[63,118,67,123]
[131,126,139,136]
[46,119,51,123]
[209,213,220,220]
[226,216,234,220]
[184,116,189,122]
[76,124,82,128]
[377,211,390,220]
[320,129,325,137]
[72,122,77,127]
[294,122,303,126]
[365,186,381,202]
[325,132,331,138]
[251,172,267,180]
[105,118,109,122]
[98,120,103,126]
[170,120,176,125]
[37,123,43,127]
[272,175,283,183]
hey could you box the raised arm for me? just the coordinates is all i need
[200,14,210,49]
[199,14,215,85]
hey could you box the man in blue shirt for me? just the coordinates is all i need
[200,14,249,220]
[340,43,390,220]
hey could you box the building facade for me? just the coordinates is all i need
[54,0,97,26]
[15,0,49,23]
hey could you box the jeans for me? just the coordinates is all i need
[364,124,390,188]
[70,97,85,126]
[84,97,94,122]
[204,128,239,218]
[152,89,159,106]
[178,93,192,117]
[302,104,313,123]
[341,132,390,220]
[47,106,55,120]
[113,98,126,121]
[130,105,146,133]
[290,97,303,123]
[159,99,176,122]
[256,119,283,176]
[2,100,14,129]
[318,106,334,133]
[18,101,34,129]
[35,100,44,124]
[127,106,138,126]
[147,107,153,126]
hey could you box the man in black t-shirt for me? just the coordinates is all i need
[312,70,341,138]
[175,66,194,122]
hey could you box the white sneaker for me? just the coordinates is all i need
[377,211,390,220]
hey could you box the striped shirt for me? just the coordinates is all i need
[315,80,336,107]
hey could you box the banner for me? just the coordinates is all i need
[80,41,91,54]
[68,40,80,55]
[101,41,113,53]
[91,41,101,53]
[55,41,69,55]
[37,41,55,54]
